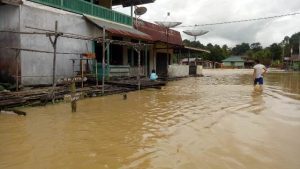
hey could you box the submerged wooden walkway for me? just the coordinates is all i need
[107,79,166,89]
[0,79,166,109]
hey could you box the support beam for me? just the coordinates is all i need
[106,43,110,79]
[102,27,106,95]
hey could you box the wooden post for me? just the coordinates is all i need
[102,27,106,95]
[81,59,84,89]
[95,59,98,87]
[145,45,148,76]
[50,21,59,103]
[131,47,134,66]
[70,81,77,113]
[106,42,110,80]
[166,28,170,76]
[52,21,58,89]
[72,59,75,76]
[138,41,141,90]
[15,50,20,92]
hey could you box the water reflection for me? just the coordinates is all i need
[0,70,300,169]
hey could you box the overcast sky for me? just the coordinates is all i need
[115,0,300,47]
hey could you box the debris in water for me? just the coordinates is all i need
[0,109,26,116]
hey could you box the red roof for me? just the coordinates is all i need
[134,20,183,46]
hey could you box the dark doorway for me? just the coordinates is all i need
[110,36,123,65]
[156,52,168,76]
[95,41,104,62]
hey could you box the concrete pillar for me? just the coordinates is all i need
[123,46,128,65]
[123,38,130,65]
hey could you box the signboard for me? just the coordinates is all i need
[57,77,87,84]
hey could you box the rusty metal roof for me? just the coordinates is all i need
[0,0,23,6]
[134,20,183,46]
[112,0,155,7]
[183,46,210,53]
[84,14,152,41]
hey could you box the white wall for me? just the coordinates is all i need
[0,5,20,81]
[19,4,100,85]
[197,65,203,75]
[168,64,189,78]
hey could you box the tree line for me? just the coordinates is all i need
[183,32,300,66]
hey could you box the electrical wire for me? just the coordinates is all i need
[177,12,300,28]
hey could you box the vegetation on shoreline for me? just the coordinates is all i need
[183,32,300,66]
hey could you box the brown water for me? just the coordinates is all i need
[1,70,300,169]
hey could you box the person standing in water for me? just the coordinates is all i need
[150,69,158,81]
[253,59,267,91]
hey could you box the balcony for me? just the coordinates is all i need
[28,0,132,26]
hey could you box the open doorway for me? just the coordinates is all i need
[156,52,169,76]
[94,37,123,65]
[110,36,123,65]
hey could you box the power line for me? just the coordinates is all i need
[177,12,300,28]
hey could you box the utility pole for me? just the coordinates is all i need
[137,41,141,90]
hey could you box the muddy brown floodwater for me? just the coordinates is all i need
[0,69,300,169]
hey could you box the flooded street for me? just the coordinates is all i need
[1,69,300,169]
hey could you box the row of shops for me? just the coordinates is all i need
[0,0,208,87]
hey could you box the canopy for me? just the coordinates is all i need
[84,14,152,41]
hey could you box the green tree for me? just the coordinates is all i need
[269,43,282,61]
[232,43,250,55]
[250,42,263,52]
[254,49,272,65]
[222,45,231,57]
[281,36,290,58]
[289,32,300,55]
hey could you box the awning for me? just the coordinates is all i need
[83,14,152,41]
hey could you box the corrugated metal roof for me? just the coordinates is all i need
[112,0,155,7]
[134,20,183,46]
[184,46,210,53]
[84,14,152,41]
[222,56,245,62]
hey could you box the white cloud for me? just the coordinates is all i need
[115,0,300,47]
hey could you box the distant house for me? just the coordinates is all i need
[291,54,300,70]
[222,56,245,68]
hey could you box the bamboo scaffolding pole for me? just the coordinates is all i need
[95,60,98,87]
[81,60,84,89]
[102,27,106,95]
[1,30,153,47]
[138,41,141,90]
[0,46,83,55]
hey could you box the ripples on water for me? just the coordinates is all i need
[0,70,300,169]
